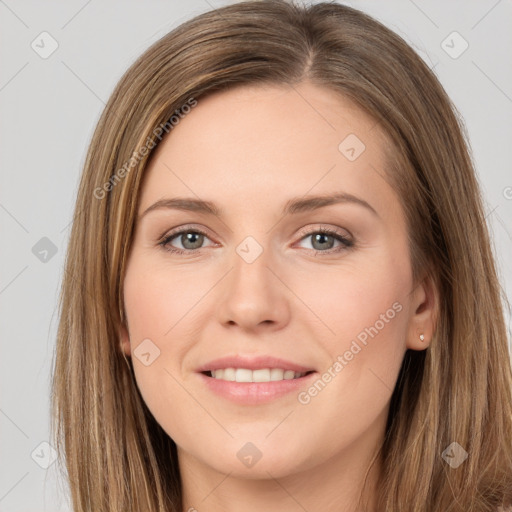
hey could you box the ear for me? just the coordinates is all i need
[405,273,438,351]
[119,322,132,357]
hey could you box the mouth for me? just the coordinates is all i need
[202,368,315,382]
[196,356,318,404]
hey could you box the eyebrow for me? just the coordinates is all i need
[139,192,379,220]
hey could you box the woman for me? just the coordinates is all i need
[51,1,512,510]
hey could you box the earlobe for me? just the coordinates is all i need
[405,273,439,351]
[119,323,132,356]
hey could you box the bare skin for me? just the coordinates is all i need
[120,81,437,512]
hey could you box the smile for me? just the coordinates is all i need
[206,368,311,382]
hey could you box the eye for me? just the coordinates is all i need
[158,225,354,255]
[295,226,354,254]
[159,226,215,254]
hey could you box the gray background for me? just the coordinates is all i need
[1,1,511,510]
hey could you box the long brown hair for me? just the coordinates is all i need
[51,1,512,510]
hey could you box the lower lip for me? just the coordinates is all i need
[197,372,317,404]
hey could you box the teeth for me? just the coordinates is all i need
[235,368,252,382]
[270,368,284,381]
[223,368,236,381]
[252,369,270,382]
[209,368,307,382]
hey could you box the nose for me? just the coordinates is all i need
[216,245,291,332]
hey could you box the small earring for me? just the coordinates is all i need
[419,333,425,342]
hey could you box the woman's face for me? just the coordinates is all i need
[120,82,432,479]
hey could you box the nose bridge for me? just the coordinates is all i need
[216,233,290,329]
[229,236,275,303]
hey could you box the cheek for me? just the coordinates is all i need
[122,259,208,441]
[297,251,411,405]
[279,261,410,463]
[310,252,410,351]
[122,259,191,390]
[123,259,203,345]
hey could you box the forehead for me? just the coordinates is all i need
[139,82,397,219]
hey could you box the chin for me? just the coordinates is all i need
[204,437,315,479]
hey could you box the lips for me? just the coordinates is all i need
[196,355,317,404]
[196,355,315,374]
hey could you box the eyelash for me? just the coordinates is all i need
[158,225,354,256]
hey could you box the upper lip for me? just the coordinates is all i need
[196,355,316,373]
